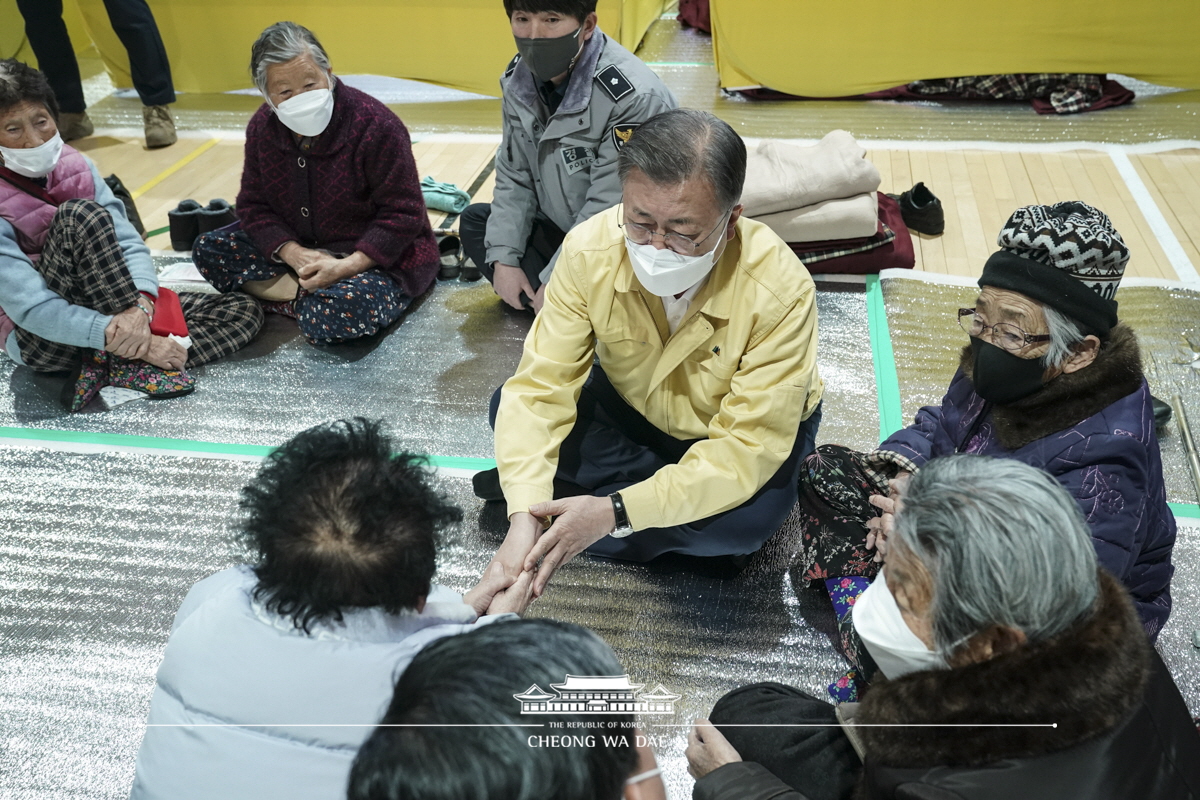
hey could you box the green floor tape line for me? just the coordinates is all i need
[865,274,904,440]
[145,225,170,238]
[1169,502,1200,519]
[0,426,497,471]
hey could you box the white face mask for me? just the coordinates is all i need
[0,132,65,178]
[624,220,727,298]
[270,87,335,137]
[852,569,947,680]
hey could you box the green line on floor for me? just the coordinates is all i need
[145,225,170,238]
[0,425,496,471]
[865,274,904,440]
[1169,502,1200,519]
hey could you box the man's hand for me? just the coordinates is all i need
[463,560,513,616]
[531,283,546,314]
[490,512,545,584]
[104,305,152,360]
[865,473,911,562]
[686,719,743,780]
[485,569,536,616]
[142,335,188,371]
[524,495,615,596]
[492,262,535,311]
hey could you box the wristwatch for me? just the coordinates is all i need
[609,492,635,538]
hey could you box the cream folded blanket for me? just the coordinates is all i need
[752,192,879,243]
[742,131,881,217]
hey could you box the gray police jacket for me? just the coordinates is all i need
[485,29,677,280]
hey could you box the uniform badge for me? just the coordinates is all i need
[504,54,521,78]
[611,123,639,149]
[596,65,634,101]
[560,145,595,175]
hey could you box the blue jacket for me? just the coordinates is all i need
[878,325,1175,637]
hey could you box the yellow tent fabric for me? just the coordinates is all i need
[711,0,1200,96]
[1,0,668,99]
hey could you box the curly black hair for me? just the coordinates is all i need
[0,59,59,120]
[503,0,596,22]
[239,418,462,633]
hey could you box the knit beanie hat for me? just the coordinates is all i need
[979,201,1127,337]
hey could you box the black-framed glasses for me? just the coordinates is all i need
[957,308,1051,352]
[618,206,731,256]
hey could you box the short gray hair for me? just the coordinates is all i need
[1041,303,1088,367]
[617,109,746,211]
[249,21,333,96]
[892,455,1098,659]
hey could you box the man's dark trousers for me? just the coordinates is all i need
[459,202,565,296]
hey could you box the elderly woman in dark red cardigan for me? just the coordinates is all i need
[193,21,438,345]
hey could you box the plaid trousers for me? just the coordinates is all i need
[16,199,263,372]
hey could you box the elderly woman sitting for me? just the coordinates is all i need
[688,456,1200,800]
[193,21,439,346]
[799,202,1175,647]
[0,59,262,411]
[128,418,533,800]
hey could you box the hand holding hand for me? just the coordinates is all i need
[485,568,537,616]
[104,304,152,360]
[492,263,535,311]
[463,560,513,616]
[686,719,743,780]
[524,495,615,596]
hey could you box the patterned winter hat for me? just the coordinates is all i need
[979,201,1127,336]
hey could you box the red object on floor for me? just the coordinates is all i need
[804,193,916,275]
[738,78,1134,115]
[148,287,190,337]
[678,0,711,32]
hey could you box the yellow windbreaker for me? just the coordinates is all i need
[495,205,823,531]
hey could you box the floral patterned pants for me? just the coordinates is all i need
[193,230,411,345]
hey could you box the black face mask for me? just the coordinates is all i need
[514,27,583,82]
[969,337,1047,404]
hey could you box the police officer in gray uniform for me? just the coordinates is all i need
[459,0,677,312]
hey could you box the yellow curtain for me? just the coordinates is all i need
[711,0,1200,96]
[4,0,666,99]
[0,0,91,63]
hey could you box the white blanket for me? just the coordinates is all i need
[752,192,880,243]
[742,131,881,218]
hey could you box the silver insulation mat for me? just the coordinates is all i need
[0,284,879,798]
[880,275,1200,716]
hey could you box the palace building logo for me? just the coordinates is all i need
[514,675,680,715]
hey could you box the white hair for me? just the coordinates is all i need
[892,455,1099,660]
[249,21,334,96]
[1040,304,1088,367]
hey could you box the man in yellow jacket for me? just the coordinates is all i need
[479,109,823,595]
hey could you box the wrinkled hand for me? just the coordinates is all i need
[525,495,615,596]
[281,243,367,291]
[141,335,188,371]
[485,569,537,616]
[686,719,743,780]
[865,473,911,562]
[463,560,513,616]
[104,305,152,360]
[490,511,545,585]
[492,263,535,311]
[531,283,546,314]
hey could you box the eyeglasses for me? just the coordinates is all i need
[618,208,731,256]
[957,308,1051,352]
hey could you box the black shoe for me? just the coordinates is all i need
[197,199,237,235]
[438,233,462,280]
[472,468,504,501]
[168,199,203,251]
[887,182,944,236]
[1152,395,1173,429]
[459,254,482,282]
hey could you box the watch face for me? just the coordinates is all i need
[610,524,635,539]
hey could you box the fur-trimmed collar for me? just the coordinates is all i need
[958,322,1144,450]
[858,570,1150,768]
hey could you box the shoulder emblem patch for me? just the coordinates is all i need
[596,65,634,101]
[611,123,640,149]
[504,54,521,78]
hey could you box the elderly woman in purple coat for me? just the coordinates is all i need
[193,21,439,346]
[798,202,1175,656]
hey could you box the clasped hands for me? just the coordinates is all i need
[279,242,374,291]
[465,494,616,614]
[103,298,187,371]
[865,472,911,562]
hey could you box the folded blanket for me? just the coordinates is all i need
[751,192,879,243]
[790,222,896,264]
[804,194,915,275]
[741,131,881,217]
[421,176,471,214]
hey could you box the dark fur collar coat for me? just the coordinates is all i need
[877,324,1176,637]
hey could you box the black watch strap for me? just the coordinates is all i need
[610,492,633,536]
